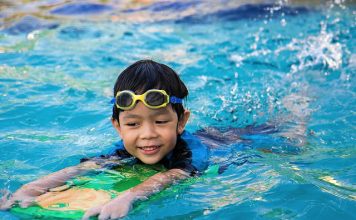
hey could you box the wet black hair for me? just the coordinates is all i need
[112,60,188,122]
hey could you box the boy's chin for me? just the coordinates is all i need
[138,156,162,165]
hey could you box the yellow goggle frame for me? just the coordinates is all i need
[114,89,182,110]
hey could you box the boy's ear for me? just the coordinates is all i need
[177,110,190,135]
[111,118,122,138]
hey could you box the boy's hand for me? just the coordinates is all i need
[0,189,13,210]
[82,191,138,220]
[0,184,46,210]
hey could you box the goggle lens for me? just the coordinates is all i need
[116,92,133,108]
[145,91,166,107]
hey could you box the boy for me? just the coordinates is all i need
[0,60,209,219]
[1,60,308,219]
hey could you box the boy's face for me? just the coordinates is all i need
[112,102,190,165]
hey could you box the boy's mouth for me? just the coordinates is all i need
[138,145,160,155]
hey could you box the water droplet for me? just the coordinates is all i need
[280,18,287,27]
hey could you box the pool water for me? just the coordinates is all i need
[0,1,355,219]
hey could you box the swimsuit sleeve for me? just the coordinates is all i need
[164,131,209,176]
[181,131,210,172]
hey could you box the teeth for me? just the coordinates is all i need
[140,146,158,150]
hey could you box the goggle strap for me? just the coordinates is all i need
[110,98,116,104]
[170,96,183,104]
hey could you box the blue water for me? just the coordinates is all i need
[0,1,355,219]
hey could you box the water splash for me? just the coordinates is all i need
[277,24,343,73]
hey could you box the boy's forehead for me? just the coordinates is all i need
[120,103,175,119]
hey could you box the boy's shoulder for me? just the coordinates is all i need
[180,130,210,172]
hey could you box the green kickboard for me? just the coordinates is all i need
[10,164,165,219]
[10,164,218,219]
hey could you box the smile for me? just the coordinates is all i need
[138,145,161,155]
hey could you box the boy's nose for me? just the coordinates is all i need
[140,123,158,139]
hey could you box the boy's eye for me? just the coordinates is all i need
[156,120,168,124]
[126,122,139,127]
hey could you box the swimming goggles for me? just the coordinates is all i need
[112,89,183,110]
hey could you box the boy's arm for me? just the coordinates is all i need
[128,168,189,198]
[83,168,190,220]
[21,161,99,192]
[0,161,99,210]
